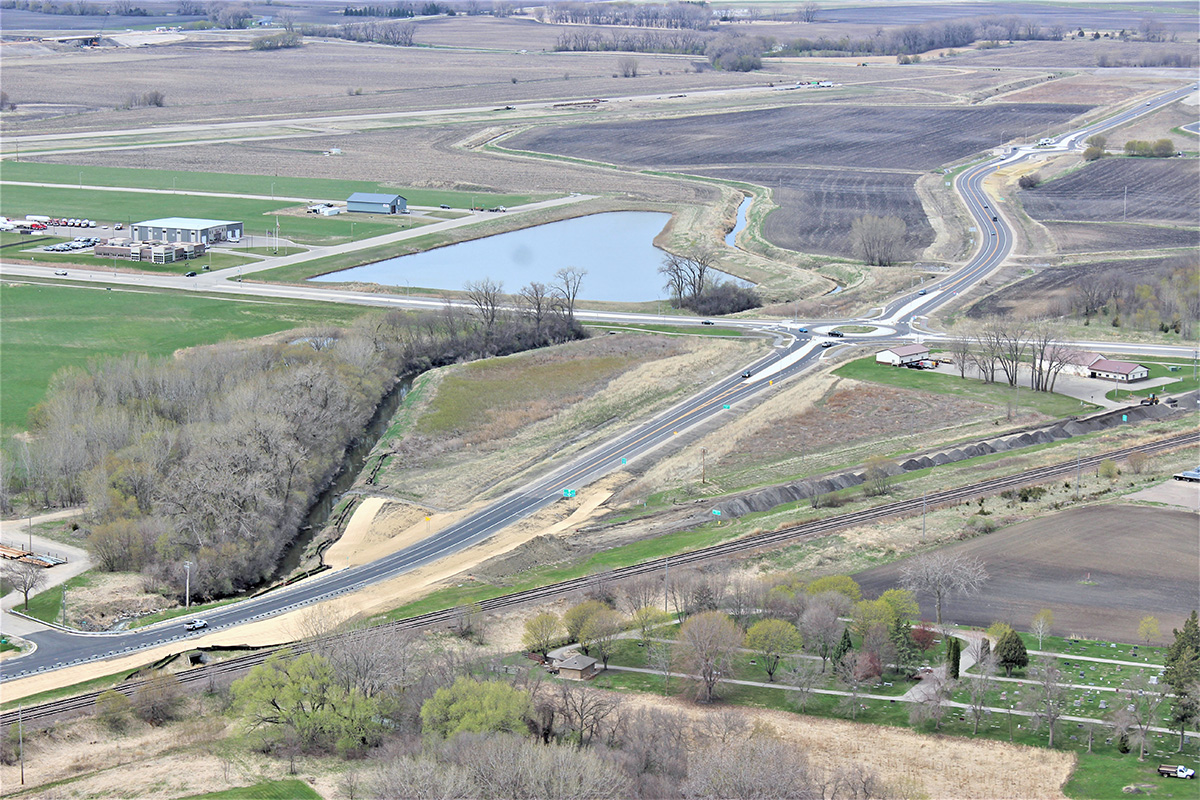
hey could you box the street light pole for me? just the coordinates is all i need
[184,561,192,609]
[701,448,707,484]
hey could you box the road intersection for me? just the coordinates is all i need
[1,83,1195,683]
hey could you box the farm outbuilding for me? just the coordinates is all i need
[131,217,242,244]
[555,654,599,680]
[876,344,929,366]
[1088,359,1149,383]
[346,193,406,214]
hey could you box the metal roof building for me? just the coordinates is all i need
[876,343,929,366]
[131,217,243,244]
[346,192,407,214]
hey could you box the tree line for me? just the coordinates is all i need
[1066,256,1198,336]
[1,280,586,601]
[657,247,761,314]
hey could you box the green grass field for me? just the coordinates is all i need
[175,779,323,800]
[1105,358,1200,401]
[835,356,1099,417]
[0,282,370,431]
[1,161,540,210]
[21,573,93,624]
[0,184,399,245]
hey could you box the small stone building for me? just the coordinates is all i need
[556,654,599,680]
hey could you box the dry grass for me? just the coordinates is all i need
[63,572,173,631]
[617,693,1074,799]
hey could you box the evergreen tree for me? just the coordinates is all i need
[997,629,1028,677]
[1167,611,1200,667]
[979,637,991,662]
[889,615,915,673]
[1164,642,1200,752]
[946,637,961,680]
[832,627,853,667]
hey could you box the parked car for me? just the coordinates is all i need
[184,619,208,631]
[114,223,124,230]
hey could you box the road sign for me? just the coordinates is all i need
[723,404,731,410]
[563,489,576,498]
[621,457,627,465]
[711,509,721,516]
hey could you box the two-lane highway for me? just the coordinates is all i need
[3,83,1195,682]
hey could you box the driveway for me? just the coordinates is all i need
[1,509,91,639]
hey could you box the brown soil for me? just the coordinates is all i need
[855,503,1200,642]
[66,572,173,632]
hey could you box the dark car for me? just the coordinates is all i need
[701,320,715,325]
[917,289,927,296]
[741,370,753,378]
[440,204,451,209]
[184,271,197,277]
[828,330,844,337]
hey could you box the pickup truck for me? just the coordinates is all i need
[1158,765,1196,779]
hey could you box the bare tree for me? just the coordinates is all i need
[2,561,46,610]
[647,641,674,696]
[835,651,878,721]
[684,738,814,799]
[658,246,718,306]
[1022,656,1069,748]
[555,682,621,746]
[552,267,586,327]
[800,2,820,22]
[721,574,764,626]
[784,657,823,712]
[1110,673,1165,761]
[134,672,184,726]
[966,651,997,734]
[850,214,907,266]
[694,707,749,745]
[675,611,742,703]
[800,595,845,672]
[518,281,553,339]
[909,673,953,730]
[1027,320,1070,392]
[946,335,974,379]
[464,277,504,343]
[1030,609,1054,649]
[619,573,661,616]
[900,551,988,626]
[617,56,639,77]
[579,607,623,669]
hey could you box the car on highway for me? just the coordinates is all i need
[440,204,451,209]
[917,289,927,295]
[796,327,808,333]
[828,330,845,337]
[184,619,208,631]
[184,271,197,277]
[701,320,715,325]
[741,370,753,378]
[54,270,68,276]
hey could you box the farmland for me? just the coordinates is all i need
[1020,158,1200,225]
[697,166,934,258]
[505,103,1091,173]
[855,504,1199,643]
[1042,221,1200,254]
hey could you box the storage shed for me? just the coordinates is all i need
[1088,359,1149,383]
[347,192,406,214]
[556,654,599,680]
[876,343,929,366]
[131,217,242,244]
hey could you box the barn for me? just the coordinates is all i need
[1088,359,1149,383]
[875,343,929,366]
[346,192,407,214]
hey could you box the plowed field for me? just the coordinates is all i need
[1043,221,1199,253]
[855,504,1199,642]
[1021,158,1200,225]
[507,103,1090,172]
[699,166,932,257]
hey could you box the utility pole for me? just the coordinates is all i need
[18,704,23,785]
[1123,186,1127,222]
[663,557,669,613]
[184,561,192,609]
[61,586,67,627]
[701,448,707,484]
[1075,452,1081,500]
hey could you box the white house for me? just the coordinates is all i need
[875,343,929,366]
[1088,358,1149,383]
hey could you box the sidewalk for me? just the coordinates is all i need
[0,509,91,639]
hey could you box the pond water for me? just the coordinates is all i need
[725,196,750,247]
[312,212,680,303]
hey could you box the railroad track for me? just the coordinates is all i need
[3,430,1195,728]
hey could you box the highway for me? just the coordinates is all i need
[1,83,1196,683]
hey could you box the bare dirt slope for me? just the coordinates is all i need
[854,503,1199,641]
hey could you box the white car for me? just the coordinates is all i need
[184,619,208,631]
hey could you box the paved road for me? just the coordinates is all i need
[1,84,1195,682]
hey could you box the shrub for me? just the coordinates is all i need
[1017,173,1041,189]
[95,689,133,732]
[251,31,302,50]
[1082,145,1105,161]
[1098,459,1120,480]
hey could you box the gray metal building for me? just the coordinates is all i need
[131,217,243,244]
[346,192,407,214]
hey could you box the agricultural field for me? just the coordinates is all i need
[1042,221,1200,254]
[965,254,1195,319]
[697,166,934,258]
[0,282,368,431]
[1020,158,1200,225]
[943,38,1199,69]
[855,504,1200,643]
[506,103,1092,174]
